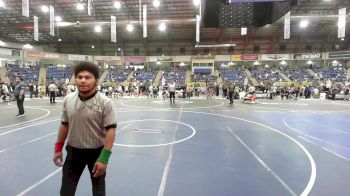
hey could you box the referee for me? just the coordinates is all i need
[53,62,117,196]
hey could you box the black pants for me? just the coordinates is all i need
[229,92,233,104]
[169,92,175,104]
[16,96,25,115]
[50,91,56,103]
[61,145,106,196]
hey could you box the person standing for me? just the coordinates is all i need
[168,80,176,104]
[53,62,117,196]
[14,76,25,116]
[228,84,234,104]
[48,81,58,103]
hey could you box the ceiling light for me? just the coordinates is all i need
[58,38,62,42]
[118,48,121,51]
[193,0,200,6]
[126,24,134,32]
[253,61,260,65]
[179,62,185,66]
[332,60,338,64]
[307,60,313,65]
[95,26,102,33]
[153,0,160,8]
[55,16,62,22]
[299,20,309,28]
[158,22,166,31]
[76,3,84,10]
[0,40,5,46]
[114,1,121,9]
[91,45,95,49]
[280,60,287,65]
[156,61,161,65]
[341,37,345,41]
[23,44,33,49]
[0,0,6,8]
[41,5,49,13]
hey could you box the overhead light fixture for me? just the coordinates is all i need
[55,16,62,22]
[332,60,338,64]
[91,45,95,49]
[0,40,5,46]
[159,22,166,31]
[0,0,6,8]
[307,60,313,65]
[193,0,200,6]
[58,38,62,42]
[179,62,185,66]
[299,20,309,28]
[41,5,49,13]
[156,61,161,65]
[254,61,260,65]
[341,37,345,41]
[114,1,121,9]
[280,60,287,65]
[76,3,84,10]
[153,0,160,8]
[118,48,121,51]
[127,23,134,32]
[23,44,33,49]
[95,25,102,32]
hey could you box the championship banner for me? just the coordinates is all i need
[260,54,290,61]
[123,56,147,62]
[157,56,174,62]
[231,54,259,61]
[241,27,247,35]
[34,16,39,41]
[26,51,60,59]
[338,8,346,38]
[328,51,350,59]
[50,5,55,36]
[22,0,29,17]
[191,55,215,60]
[68,54,92,61]
[143,5,147,38]
[95,56,121,62]
[111,16,116,43]
[196,15,200,42]
[284,11,290,39]
[293,53,323,60]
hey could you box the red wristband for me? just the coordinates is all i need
[54,142,64,153]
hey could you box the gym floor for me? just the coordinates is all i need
[0,96,349,196]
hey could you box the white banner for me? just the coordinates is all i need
[241,27,247,35]
[68,54,92,61]
[260,54,290,61]
[143,5,147,38]
[338,8,346,38]
[88,0,92,16]
[95,56,121,62]
[284,11,290,39]
[196,15,200,42]
[22,0,29,17]
[34,16,39,41]
[111,16,116,43]
[0,48,12,56]
[50,5,55,36]
[139,0,142,24]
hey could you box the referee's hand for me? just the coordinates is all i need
[53,152,63,167]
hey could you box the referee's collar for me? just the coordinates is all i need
[78,91,97,102]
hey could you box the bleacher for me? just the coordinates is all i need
[133,70,157,83]
[250,67,285,83]
[219,67,245,83]
[163,68,186,85]
[46,66,72,82]
[281,67,314,82]
[104,68,131,83]
[191,73,217,83]
[6,65,40,85]
[313,65,348,82]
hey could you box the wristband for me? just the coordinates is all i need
[97,148,112,164]
[54,142,64,153]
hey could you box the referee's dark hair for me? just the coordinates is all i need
[73,62,99,79]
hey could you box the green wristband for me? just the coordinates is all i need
[97,148,112,164]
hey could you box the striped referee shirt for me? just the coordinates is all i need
[61,91,117,149]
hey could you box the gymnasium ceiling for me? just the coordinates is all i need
[0,0,349,52]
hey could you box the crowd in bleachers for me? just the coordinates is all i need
[281,66,315,82]
[163,68,186,85]
[313,65,348,82]
[104,68,132,83]
[250,66,285,83]
[6,64,39,85]
[219,67,245,83]
[46,66,72,83]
